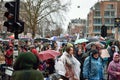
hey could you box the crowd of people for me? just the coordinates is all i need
[0,38,120,80]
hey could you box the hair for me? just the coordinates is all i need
[91,49,99,57]
[111,45,115,49]
[51,41,57,50]
[66,46,73,53]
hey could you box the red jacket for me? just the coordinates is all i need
[5,49,13,66]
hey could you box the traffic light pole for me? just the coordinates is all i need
[114,18,120,40]
[14,0,20,61]
[115,27,118,40]
[15,0,20,21]
[14,0,20,39]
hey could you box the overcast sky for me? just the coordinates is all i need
[3,0,99,30]
[68,0,98,19]
[4,0,98,19]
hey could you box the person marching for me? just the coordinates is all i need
[83,49,105,80]
[107,52,120,80]
[4,44,14,66]
[55,44,81,80]
[12,52,44,80]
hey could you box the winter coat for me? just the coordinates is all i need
[5,49,13,66]
[12,52,44,80]
[13,52,39,70]
[12,70,44,80]
[83,56,104,80]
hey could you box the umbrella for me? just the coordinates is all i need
[38,50,60,61]
[86,37,99,42]
[50,36,57,41]
[74,38,88,44]
[86,42,105,49]
[8,35,14,39]
[0,38,3,41]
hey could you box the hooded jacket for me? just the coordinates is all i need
[83,49,104,80]
[12,52,44,80]
[107,52,120,80]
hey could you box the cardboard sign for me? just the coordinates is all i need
[5,67,14,76]
[100,49,110,58]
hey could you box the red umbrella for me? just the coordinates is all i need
[8,35,14,39]
[38,50,60,61]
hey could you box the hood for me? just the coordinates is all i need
[90,49,99,55]
[113,52,120,61]
[14,52,37,70]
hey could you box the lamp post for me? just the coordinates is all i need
[115,27,118,40]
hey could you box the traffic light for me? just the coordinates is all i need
[15,20,24,34]
[114,18,120,27]
[3,21,14,32]
[4,0,24,39]
[3,1,16,32]
[101,25,107,37]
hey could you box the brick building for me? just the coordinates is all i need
[68,18,86,37]
[87,0,120,38]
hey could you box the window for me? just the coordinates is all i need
[104,11,110,16]
[94,19,101,24]
[111,18,114,24]
[107,4,114,9]
[111,11,115,16]
[95,11,100,16]
[94,2,100,10]
[94,26,100,32]
[105,18,110,24]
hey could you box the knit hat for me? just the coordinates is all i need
[67,43,73,47]
[13,52,37,70]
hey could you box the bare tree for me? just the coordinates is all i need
[54,27,63,36]
[20,0,71,38]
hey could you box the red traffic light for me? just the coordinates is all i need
[4,12,14,19]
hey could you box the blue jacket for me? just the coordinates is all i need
[83,56,104,80]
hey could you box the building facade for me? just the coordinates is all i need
[68,18,86,37]
[87,0,120,38]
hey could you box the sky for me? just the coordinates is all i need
[3,0,99,31]
[4,0,98,19]
[62,0,99,31]
[68,0,98,19]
